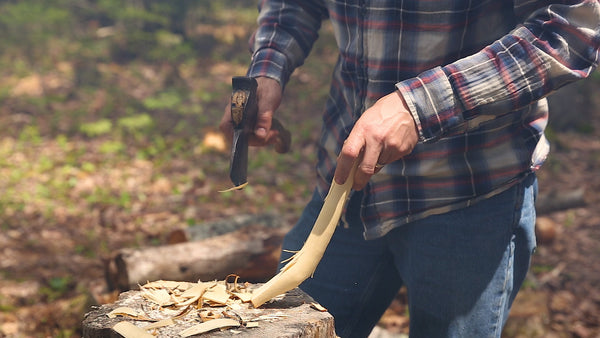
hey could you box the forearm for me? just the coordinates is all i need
[398,0,600,142]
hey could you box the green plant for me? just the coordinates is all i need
[40,276,72,302]
[143,91,183,111]
[80,119,113,137]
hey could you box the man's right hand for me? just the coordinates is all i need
[219,76,283,148]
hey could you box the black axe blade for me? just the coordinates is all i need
[228,76,292,188]
[228,76,257,187]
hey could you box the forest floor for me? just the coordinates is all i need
[1,67,598,338]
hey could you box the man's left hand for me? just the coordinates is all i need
[334,90,418,190]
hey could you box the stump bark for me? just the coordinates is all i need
[82,287,335,338]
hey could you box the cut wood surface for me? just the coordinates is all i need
[104,225,285,291]
[82,286,335,338]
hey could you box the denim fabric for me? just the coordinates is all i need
[279,174,537,338]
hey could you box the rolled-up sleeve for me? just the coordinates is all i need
[397,0,600,143]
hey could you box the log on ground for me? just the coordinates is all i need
[104,225,285,291]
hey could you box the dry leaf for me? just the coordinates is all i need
[200,131,227,153]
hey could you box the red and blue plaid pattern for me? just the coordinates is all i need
[247,0,600,239]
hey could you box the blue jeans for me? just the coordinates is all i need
[279,174,537,338]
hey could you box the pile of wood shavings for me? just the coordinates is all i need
[106,275,281,337]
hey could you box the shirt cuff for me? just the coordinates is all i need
[247,48,291,89]
[396,67,464,142]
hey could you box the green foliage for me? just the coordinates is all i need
[99,140,124,154]
[118,114,154,131]
[0,1,72,66]
[18,125,42,145]
[40,276,73,302]
[143,91,182,111]
[94,0,196,62]
[80,119,113,137]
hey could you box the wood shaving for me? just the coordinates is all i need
[218,182,248,192]
[140,287,174,307]
[110,277,288,335]
[245,321,260,328]
[107,306,153,321]
[107,306,140,319]
[178,318,241,337]
[310,302,328,312]
[113,321,154,338]
[202,283,231,306]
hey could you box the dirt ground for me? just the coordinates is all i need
[1,82,599,337]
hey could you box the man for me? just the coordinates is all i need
[220,1,600,337]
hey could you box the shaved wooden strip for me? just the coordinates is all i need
[175,282,209,307]
[179,318,240,337]
[251,163,357,307]
[310,302,328,312]
[232,291,253,303]
[202,283,230,305]
[143,318,175,330]
[180,282,209,299]
[142,280,194,291]
[141,287,174,307]
[218,182,248,192]
[113,321,154,338]
[107,307,139,319]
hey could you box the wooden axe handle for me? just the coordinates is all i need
[271,118,291,154]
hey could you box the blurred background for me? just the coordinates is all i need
[0,1,598,337]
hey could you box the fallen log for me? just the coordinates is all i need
[536,188,586,215]
[166,212,285,244]
[82,285,335,338]
[104,225,285,291]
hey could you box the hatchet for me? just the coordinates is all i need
[228,76,291,188]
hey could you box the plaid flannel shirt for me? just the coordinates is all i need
[247,0,600,239]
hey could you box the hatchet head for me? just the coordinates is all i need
[228,76,292,188]
[228,76,257,187]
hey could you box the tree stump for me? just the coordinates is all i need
[82,286,335,338]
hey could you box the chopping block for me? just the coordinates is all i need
[82,286,335,337]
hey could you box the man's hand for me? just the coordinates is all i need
[334,90,418,191]
[219,77,283,147]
